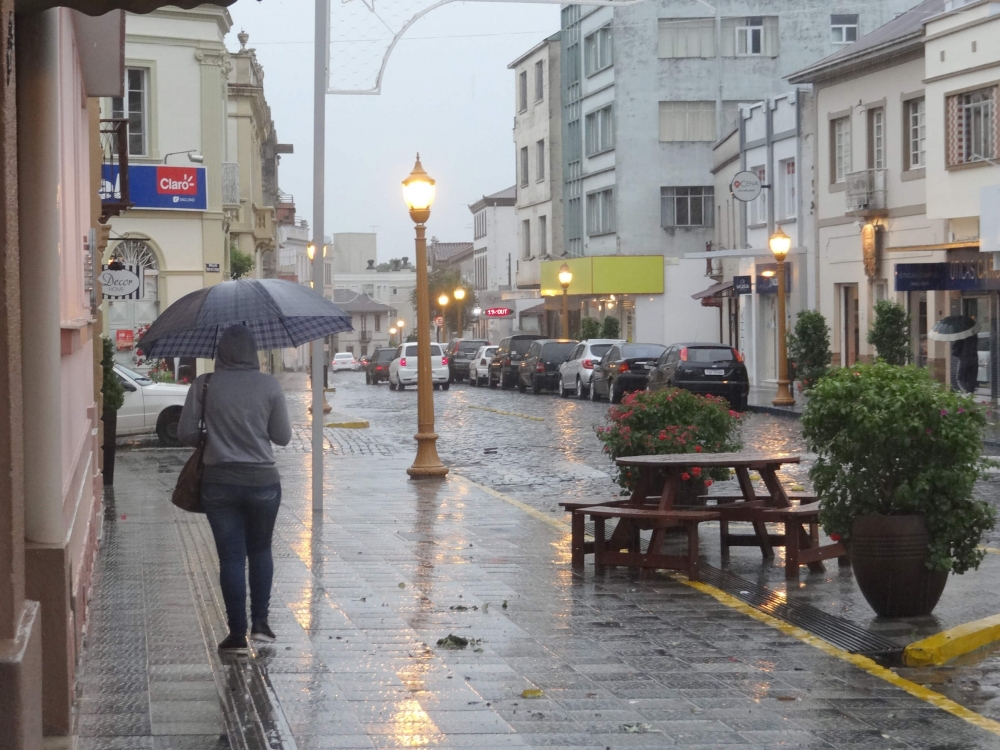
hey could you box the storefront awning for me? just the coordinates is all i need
[691,280,733,300]
[540,256,664,297]
[16,0,237,14]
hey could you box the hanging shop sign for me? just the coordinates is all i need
[733,275,753,295]
[484,307,513,317]
[730,171,763,202]
[101,164,207,211]
[100,264,143,299]
[115,329,134,350]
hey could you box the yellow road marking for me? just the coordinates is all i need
[980,546,1000,555]
[904,614,1000,667]
[467,405,545,422]
[324,420,369,429]
[458,477,1000,736]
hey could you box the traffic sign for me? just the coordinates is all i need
[731,170,763,202]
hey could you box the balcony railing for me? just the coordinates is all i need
[845,168,887,215]
[99,118,129,221]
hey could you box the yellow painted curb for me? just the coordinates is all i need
[324,419,369,429]
[467,405,545,422]
[324,387,336,393]
[455,474,568,532]
[904,614,1000,667]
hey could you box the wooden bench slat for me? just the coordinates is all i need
[583,507,720,522]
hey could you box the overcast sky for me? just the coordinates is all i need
[228,0,561,261]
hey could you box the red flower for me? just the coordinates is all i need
[704,480,713,488]
[694,445,703,453]
[691,467,702,477]
[680,472,691,481]
[830,533,841,542]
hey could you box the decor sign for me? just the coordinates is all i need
[101,164,207,211]
[730,171,763,202]
[484,307,513,317]
[100,264,144,299]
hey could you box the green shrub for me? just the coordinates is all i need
[595,388,742,494]
[786,310,831,392]
[803,362,994,573]
[230,247,254,280]
[101,336,125,413]
[868,299,910,365]
[580,317,601,340]
[600,315,621,339]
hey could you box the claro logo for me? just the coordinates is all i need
[156,166,198,196]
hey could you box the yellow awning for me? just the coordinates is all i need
[540,256,664,297]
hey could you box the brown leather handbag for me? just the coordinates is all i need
[172,374,213,513]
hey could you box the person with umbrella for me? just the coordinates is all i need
[931,315,981,394]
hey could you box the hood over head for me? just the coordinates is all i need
[216,325,259,371]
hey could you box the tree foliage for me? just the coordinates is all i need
[868,299,910,365]
[230,248,254,280]
[101,336,125,413]
[410,267,477,334]
[580,317,601,340]
[600,315,621,339]
[803,363,995,574]
[786,310,832,392]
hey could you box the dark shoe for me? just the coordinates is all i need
[250,621,276,643]
[218,633,248,653]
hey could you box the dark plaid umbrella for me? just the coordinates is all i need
[136,278,353,358]
[929,315,981,342]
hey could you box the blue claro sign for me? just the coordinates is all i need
[101,164,207,211]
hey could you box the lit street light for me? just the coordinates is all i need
[389,326,397,346]
[454,287,466,338]
[769,225,794,407]
[558,263,573,339]
[402,155,448,478]
[437,294,449,342]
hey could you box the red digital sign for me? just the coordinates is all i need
[484,307,513,317]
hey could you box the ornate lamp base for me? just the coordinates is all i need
[407,431,449,478]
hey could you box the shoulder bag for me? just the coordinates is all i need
[172,373,213,513]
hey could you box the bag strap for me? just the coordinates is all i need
[197,373,213,450]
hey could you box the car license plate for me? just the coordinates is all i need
[705,369,725,376]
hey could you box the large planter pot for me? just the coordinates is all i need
[850,515,948,617]
[102,408,117,487]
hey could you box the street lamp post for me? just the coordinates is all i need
[454,287,466,337]
[438,294,449,342]
[769,226,795,406]
[558,264,573,339]
[403,155,448,478]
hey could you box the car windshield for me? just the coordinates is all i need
[589,344,613,358]
[542,343,577,360]
[686,347,737,363]
[376,350,396,362]
[511,339,538,355]
[622,345,666,359]
[116,365,153,385]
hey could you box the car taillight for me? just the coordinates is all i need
[376,365,383,371]
[536,362,545,373]
[733,349,744,363]
[618,362,630,373]
[442,357,449,365]
[582,359,593,369]
[504,357,511,366]
[679,347,689,362]
[400,357,407,367]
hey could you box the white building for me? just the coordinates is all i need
[509,33,563,289]
[470,186,518,292]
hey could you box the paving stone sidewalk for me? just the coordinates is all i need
[74,377,1000,750]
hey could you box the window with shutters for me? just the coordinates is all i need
[584,25,613,76]
[520,146,529,187]
[567,43,581,84]
[748,167,767,225]
[658,101,716,142]
[518,71,528,113]
[946,86,998,166]
[586,188,615,236]
[536,139,545,181]
[905,98,926,170]
[111,68,149,156]
[721,17,778,57]
[778,160,796,220]
[830,14,859,44]
[661,187,714,227]
[831,117,851,183]
[658,18,716,58]
[521,219,531,259]
[585,105,614,155]
[534,60,544,101]
[868,108,885,169]
[539,215,547,254]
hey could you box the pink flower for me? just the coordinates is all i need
[926,428,933,435]
[940,409,948,417]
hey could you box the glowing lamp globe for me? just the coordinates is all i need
[558,263,573,289]
[402,154,436,212]
[769,226,792,261]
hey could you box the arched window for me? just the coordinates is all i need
[111,239,158,301]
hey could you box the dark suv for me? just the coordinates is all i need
[646,343,750,410]
[488,334,544,390]
[518,340,578,394]
[365,347,397,385]
[446,338,490,383]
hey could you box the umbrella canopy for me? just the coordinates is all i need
[929,315,981,342]
[137,279,353,358]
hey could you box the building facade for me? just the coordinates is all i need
[329,290,398,357]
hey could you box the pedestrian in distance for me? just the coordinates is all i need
[178,325,292,653]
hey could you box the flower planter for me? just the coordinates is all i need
[850,515,948,617]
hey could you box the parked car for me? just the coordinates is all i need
[468,345,498,387]
[389,342,450,390]
[488,334,544,389]
[590,343,667,404]
[646,343,750,410]
[446,338,490,383]
[331,352,358,372]
[517,339,578,394]
[114,364,190,446]
[365,347,397,385]
[558,339,625,399]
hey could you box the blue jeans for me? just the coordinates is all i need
[202,482,281,635]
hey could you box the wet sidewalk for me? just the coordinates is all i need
[74,378,1000,749]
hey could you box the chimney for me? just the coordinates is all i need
[366,259,376,271]
[401,256,410,267]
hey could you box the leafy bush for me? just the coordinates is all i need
[868,299,910,365]
[596,388,742,493]
[580,317,600,340]
[803,363,994,573]
[230,248,254,280]
[600,315,621,339]
[101,336,125,413]
[786,310,831,392]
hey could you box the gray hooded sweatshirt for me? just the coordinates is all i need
[178,325,292,486]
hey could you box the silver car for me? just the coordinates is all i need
[558,339,626,399]
[468,345,498,387]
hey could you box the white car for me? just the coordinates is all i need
[331,352,358,372]
[389,342,450,391]
[558,339,626,399]
[468,345,498,387]
[114,364,190,446]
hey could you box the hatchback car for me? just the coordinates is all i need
[331,352,358,372]
[446,338,490,383]
[558,339,625,399]
[114,364,190,446]
[517,340,578,394]
[590,343,667,404]
[488,334,544,389]
[365,347,397,385]
[389,342,450,390]
[468,345,498,387]
[646,343,750,410]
